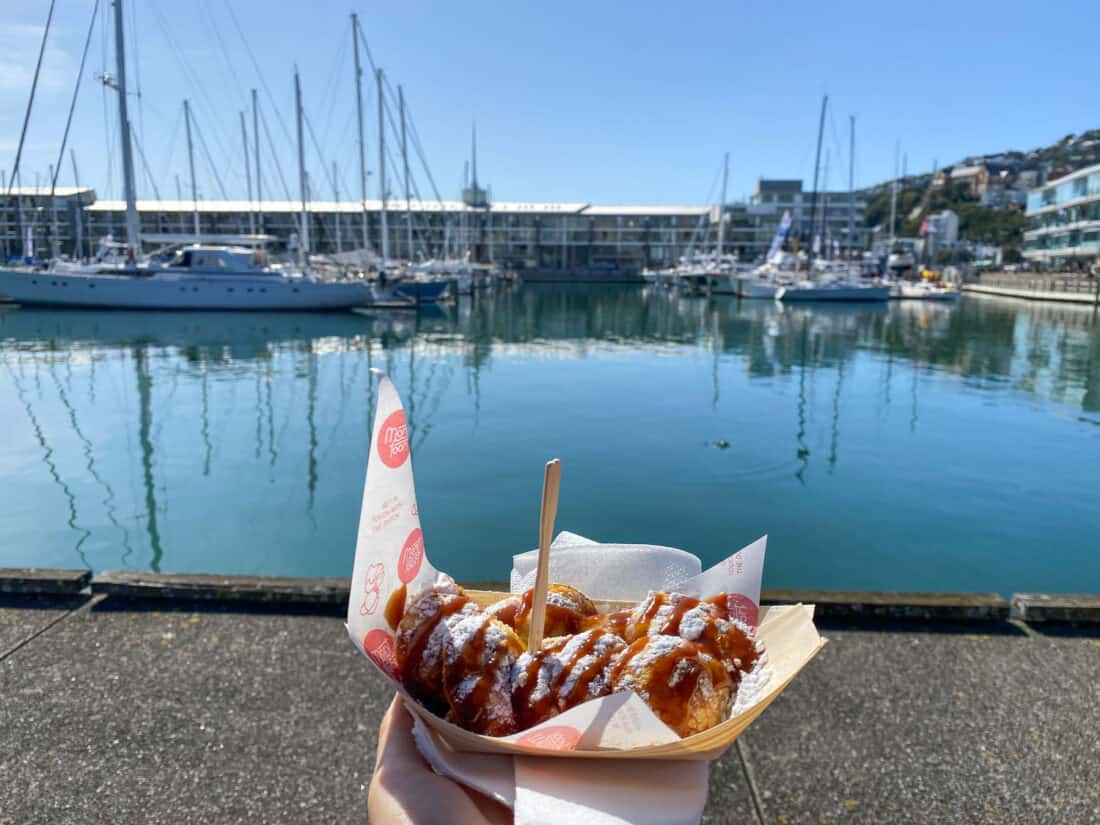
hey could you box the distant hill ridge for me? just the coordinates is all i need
[856,129,1100,257]
[863,128,1100,195]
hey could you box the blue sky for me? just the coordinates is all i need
[3,0,1097,205]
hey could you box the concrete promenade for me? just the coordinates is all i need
[1,575,1098,824]
[964,272,1100,305]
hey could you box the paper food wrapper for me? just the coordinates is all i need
[348,375,825,760]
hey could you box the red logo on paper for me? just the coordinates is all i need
[363,629,398,678]
[377,410,409,468]
[398,528,424,584]
[724,594,759,629]
[360,562,385,615]
[516,726,582,751]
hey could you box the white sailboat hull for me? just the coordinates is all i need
[897,282,958,301]
[733,276,780,299]
[776,283,890,302]
[0,268,373,310]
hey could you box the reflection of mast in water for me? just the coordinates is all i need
[471,350,481,428]
[367,336,376,436]
[710,304,720,411]
[200,364,212,476]
[828,359,845,471]
[50,364,135,564]
[265,359,277,469]
[134,347,164,572]
[910,363,919,433]
[410,331,454,453]
[795,318,810,485]
[4,358,92,566]
[254,372,263,460]
[306,346,319,521]
[882,351,894,414]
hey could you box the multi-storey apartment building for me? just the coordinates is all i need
[1023,163,1100,266]
[1,178,869,271]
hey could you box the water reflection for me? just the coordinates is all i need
[0,286,1097,584]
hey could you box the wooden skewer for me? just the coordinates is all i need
[526,458,562,652]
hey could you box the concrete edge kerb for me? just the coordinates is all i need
[2,570,1098,624]
[0,568,91,595]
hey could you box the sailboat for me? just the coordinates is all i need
[775,97,887,303]
[705,153,758,294]
[734,211,798,299]
[0,1,373,311]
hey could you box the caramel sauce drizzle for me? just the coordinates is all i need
[513,630,614,729]
[444,615,519,736]
[580,609,631,637]
[611,637,729,735]
[399,594,471,708]
[628,593,760,678]
[385,584,407,631]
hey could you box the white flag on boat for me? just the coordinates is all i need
[766,209,793,263]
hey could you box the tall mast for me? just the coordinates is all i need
[377,68,389,264]
[113,0,141,259]
[889,140,899,249]
[240,111,255,236]
[1,169,7,262]
[351,14,369,254]
[471,124,478,190]
[462,160,469,258]
[294,69,309,268]
[399,85,413,261]
[183,99,199,238]
[332,161,342,254]
[71,150,84,259]
[48,163,60,259]
[252,89,262,234]
[847,115,855,264]
[807,94,827,270]
[821,150,830,258]
[174,174,184,235]
[716,151,728,260]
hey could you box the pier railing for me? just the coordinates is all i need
[977,272,1100,296]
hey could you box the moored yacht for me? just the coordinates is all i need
[895,279,959,301]
[0,244,374,310]
[775,278,890,302]
[0,1,378,313]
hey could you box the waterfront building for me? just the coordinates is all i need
[0,186,97,262]
[980,186,1027,209]
[748,179,871,255]
[1023,162,1100,266]
[1,177,870,271]
[921,209,959,259]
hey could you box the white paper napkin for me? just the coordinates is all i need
[412,711,712,825]
[513,757,710,825]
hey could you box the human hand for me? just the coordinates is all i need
[368,695,511,825]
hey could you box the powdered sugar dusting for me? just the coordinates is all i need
[416,602,477,682]
[677,606,711,641]
[558,631,623,700]
[730,652,771,715]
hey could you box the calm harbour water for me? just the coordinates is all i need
[1,286,1098,595]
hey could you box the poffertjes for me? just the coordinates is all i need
[391,577,765,738]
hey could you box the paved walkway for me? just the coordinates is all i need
[1,595,1097,824]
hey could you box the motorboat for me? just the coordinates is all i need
[896,280,959,301]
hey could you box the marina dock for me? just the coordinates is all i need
[2,570,1097,824]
